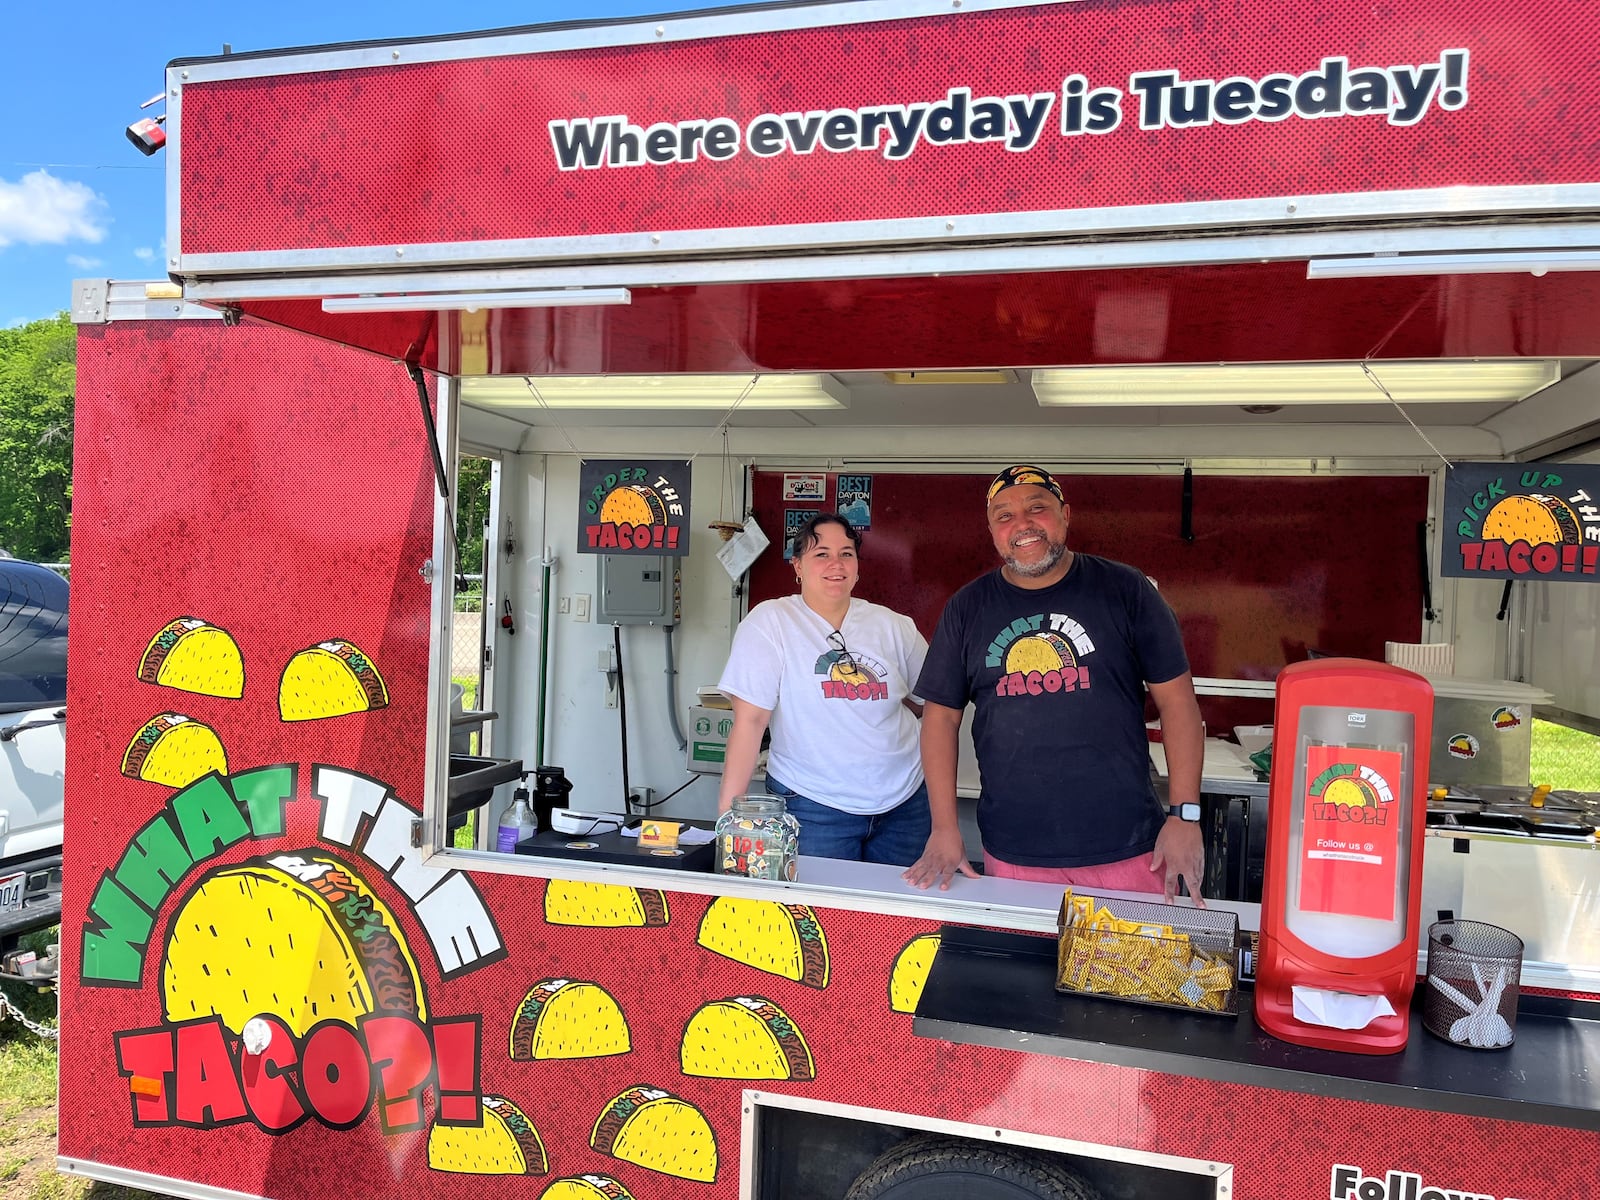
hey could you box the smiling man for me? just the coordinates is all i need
[904,465,1206,902]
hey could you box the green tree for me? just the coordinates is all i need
[0,313,75,562]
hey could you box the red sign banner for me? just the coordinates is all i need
[1298,745,1404,923]
[172,0,1600,265]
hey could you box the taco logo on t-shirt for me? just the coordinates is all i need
[986,613,1095,698]
[813,648,889,701]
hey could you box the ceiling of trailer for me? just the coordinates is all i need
[236,257,1600,438]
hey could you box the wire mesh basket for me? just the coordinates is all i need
[1423,919,1522,1049]
[1056,891,1240,1017]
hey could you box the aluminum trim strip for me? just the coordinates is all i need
[57,1157,265,1200]
[164,0,1088,84]
[176,219,1600,303]
[743,1091,1236,1184]
[171,184,1600,280]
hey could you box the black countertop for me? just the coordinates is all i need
[913,926,1600,1133]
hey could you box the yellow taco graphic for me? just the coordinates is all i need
[121,713,227,786]
[599,484,668,527]
[828,655,874,686]
[161,851,425,1036]
[697,898,830,989]
[889,932,941,1014]
[590,1086,718,1183]
[1481,494,1582,546]
[680,995,814,1081]
[1321,776,1378,808]
[137,617,245,699]
[540,1175,638,1200]
[426,1096,547,1175]
[278,639,389,721]
[1003,631,1076,674]
[510,979,631,1060]
[544,881,669,927]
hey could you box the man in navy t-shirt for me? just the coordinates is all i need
[904,465,1205,901]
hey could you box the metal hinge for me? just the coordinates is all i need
[410,819,423,848]
[419,558,435,584]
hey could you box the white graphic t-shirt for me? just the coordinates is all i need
[718,595,927,815]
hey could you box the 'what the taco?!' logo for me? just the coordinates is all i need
[987,613,1095,697]
[813,648,889,700]
[1453,468,1600,578]
[1308,762,1395,824]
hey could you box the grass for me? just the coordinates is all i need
[1,930,171,1200]
[1530,719,1600,790]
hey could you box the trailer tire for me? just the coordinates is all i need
[844,1134,1101,1200]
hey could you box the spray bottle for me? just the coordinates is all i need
[496,778,536,853]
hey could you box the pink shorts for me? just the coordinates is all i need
[983,849,1164,895]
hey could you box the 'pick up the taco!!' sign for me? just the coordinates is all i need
[579,460,692,555]
[1442,462,1600,582]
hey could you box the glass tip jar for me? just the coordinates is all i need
[715,794,800,880]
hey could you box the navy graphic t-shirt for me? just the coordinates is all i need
[916,554,1190,868]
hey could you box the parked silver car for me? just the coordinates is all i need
[0,558,66,952]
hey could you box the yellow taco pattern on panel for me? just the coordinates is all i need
[121,713,227,787]
[137,617,245,698]
[510,979,631,1060]
[1481,494,1583,547]
[161,851,426,1036]
[278,639,389,721]
[680,996,814,1081]
[599,484,668,527]
[590,1085,718,1183]
[539,1175,639,1200]
[889,932,941,1014]
[426,1096,548,1175]
[697,897,830,989]
[544,880,669,927]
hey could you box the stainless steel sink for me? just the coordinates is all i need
[447,755,524,817]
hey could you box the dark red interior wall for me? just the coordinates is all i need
[749,472,1429,727]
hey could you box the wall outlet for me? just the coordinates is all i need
[574,594,591,622]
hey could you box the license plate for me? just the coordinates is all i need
[0,871,23,913]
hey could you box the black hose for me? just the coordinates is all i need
[1418,521,1436,622]
[614,623,631,813]
[1181,465,1195,543]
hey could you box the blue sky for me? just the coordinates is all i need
[1,0,740,327]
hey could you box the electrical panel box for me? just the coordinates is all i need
[598,554,676,625]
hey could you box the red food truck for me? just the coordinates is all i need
[58,1,1600,1198]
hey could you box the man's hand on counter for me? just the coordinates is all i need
[1151,818,1206,907]
[903,828,981,891]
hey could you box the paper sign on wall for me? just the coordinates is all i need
[836,474,874,530]
[782,474,827,503]
[783,509,821,559]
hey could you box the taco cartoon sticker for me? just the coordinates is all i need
[544,881,669,927]
[137,617,245,698]
[590,1085,718,1182]
[426,1096,547,1175]
[121,713,227,787]
[510,979,631,1060]
[1447,733,1480,760]
[161,850,426,1035]
[278,639,389,721]
[697,898,830,988]
[888,932,941,1014]
[680,996,815,1081]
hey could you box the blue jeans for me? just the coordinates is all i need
[765,775,932,867]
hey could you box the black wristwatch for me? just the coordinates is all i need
[1167,802,1201,822]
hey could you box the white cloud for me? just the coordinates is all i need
[133,246,155,261]
[0,171,108,248]
[67,254,103,269]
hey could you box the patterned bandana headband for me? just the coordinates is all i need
[986,464,1065,505]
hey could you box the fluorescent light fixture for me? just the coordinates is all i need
[459,373,848,410]
[883,370,1017,385]
[321,287,631,314]
[1307,251,1600,280]
[1031,361,1562,407]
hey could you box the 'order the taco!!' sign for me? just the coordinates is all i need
[1442,462,1600,582]
[579,460,692,555]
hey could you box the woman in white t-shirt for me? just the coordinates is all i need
[717,513,931,864]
